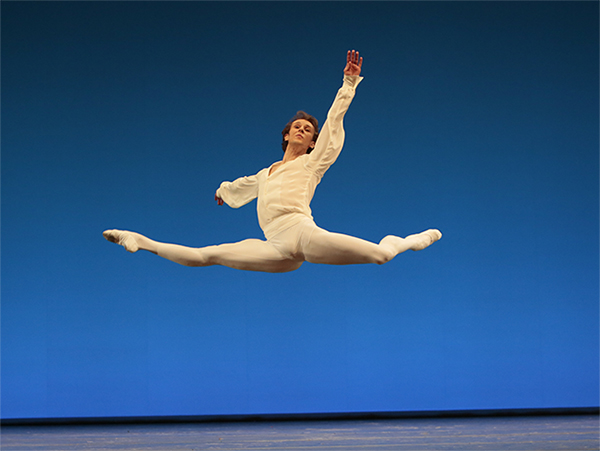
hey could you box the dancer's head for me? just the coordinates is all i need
[281,111,319,154]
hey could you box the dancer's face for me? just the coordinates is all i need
[285,119,316,152]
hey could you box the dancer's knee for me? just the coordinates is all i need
[183,256,208,267]
[373,248,395,265]
[159,247,210,267]
[202,242,304,272]
[190,246,226,267]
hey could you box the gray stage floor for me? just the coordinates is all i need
[2,415,598,450]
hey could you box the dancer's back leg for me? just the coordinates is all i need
[302,226,441,266]
[103,230,302,273]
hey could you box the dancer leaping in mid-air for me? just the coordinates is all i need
[103,50,442,272]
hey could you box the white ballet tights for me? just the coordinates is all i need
[103,218,441,273]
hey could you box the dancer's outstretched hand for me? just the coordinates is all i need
[215,193,224,206]
[344,50,363,76]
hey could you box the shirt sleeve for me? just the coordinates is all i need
[305,74,363,178]
[216,173,260,209]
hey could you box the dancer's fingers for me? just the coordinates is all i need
[346,50,362,69]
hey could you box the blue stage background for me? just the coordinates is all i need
[3,2,598,419]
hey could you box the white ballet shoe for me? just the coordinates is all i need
[103,229,139,253]
[409,229,442,251]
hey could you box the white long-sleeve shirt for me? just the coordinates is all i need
[216,74,363,239]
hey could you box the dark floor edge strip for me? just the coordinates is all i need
[2,407,598,426]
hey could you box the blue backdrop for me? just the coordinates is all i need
[2,1,598,419]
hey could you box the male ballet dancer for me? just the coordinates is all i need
[103,50,441,272]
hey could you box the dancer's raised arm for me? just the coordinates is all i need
[306,50,364,178]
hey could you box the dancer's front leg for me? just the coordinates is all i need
[102,230,302,273]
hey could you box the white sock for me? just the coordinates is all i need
[406,229,442,251]
[103,229,139,253]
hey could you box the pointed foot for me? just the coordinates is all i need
[409,229,442,251]
[103,229,139,253]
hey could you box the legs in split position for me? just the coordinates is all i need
[103,221,441,272]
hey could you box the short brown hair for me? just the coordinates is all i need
[281,111,319,154]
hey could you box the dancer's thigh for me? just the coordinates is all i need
[302,226,389,265]
[203,239,302,273]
